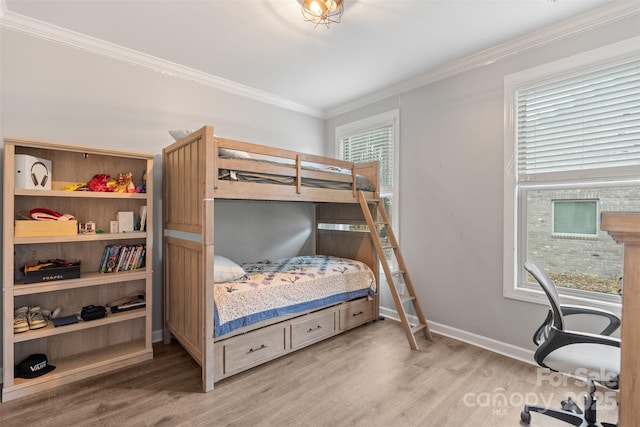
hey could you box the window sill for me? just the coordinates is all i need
[551,233,599,241]
[504,285,622,318]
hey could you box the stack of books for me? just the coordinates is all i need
[99,244,146,273]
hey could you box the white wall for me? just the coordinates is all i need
[326,13,640,353]
[0,29,325,361]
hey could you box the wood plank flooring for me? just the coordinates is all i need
[0,319,618,426]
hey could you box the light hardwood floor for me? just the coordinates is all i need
[0,319,618,426]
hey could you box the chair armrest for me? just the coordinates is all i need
[532,311,552,346]
[560,304,621,336]
[560,329,621,347]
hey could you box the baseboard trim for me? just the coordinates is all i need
[379,307,536,366]
[152,329,164,343]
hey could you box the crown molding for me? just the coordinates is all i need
[325,1,640,118]
[1,2,637,120]
[0,5,323,118]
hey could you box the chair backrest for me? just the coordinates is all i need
[524,260,564,332]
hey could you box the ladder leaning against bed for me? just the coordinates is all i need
[358,191,432,350]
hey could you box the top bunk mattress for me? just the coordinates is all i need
[214,255,377,337]
[218,152,376,191]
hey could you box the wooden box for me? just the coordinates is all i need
[14,220,78,237]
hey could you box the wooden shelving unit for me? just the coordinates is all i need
[2,137,154,402]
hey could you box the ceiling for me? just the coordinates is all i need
[2,0,617,116]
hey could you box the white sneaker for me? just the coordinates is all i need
[28,306,47,330]
[14,306,29,333]
[40,306,62,321]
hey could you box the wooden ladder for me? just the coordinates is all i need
[358,191,432,350]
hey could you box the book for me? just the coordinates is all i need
[123,245,134,270]
[104,245,121,273]
[99,245,111,273]
[115,245,129,272]
[130,245,143,270]
[136,246,147,269]
[139,205,147,232]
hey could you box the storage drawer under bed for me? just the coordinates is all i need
[213,297,377,381]
[290,310,336,349]
[219,325,287,375]
[339,297,375,330]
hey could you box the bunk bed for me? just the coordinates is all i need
[163,125,381,391]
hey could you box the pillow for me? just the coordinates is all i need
[214,255,246,283]
[168,129,193,141]
[218,147,251,159]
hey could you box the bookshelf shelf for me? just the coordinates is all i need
[2,137,154,401]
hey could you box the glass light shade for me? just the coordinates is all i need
[301,0,343,28]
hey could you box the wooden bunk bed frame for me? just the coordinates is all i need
[163,125,381,391]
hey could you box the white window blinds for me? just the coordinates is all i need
[338,125,394,191]
[516,58,640,180]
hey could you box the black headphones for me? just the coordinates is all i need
[30,161,49,187]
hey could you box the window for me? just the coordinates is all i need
[552,200,597,237]
[504,37,640,309]
[335,109,399,262]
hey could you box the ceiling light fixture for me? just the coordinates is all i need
[301,0,343,28]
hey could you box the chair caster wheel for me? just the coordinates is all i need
[520,410,531,425]
[561,397,583,414]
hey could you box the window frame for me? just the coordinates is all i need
[503,37,640,313]
[335,109,400,231]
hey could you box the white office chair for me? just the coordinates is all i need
[520,260,621,427]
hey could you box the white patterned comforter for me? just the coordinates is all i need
[214,255,376,336]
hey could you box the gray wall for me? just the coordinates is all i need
[0,29,324,362]
[325,14,639,351]
[1,9,638,373]
[214,200,316,263]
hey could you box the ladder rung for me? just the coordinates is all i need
[400,294,416,304]
[357,190,431,349]
[411,323,427,335]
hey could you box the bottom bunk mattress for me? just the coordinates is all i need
[214,255,377,337]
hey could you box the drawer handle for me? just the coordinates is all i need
[352,311,364,317]
[307,325,322,333]
[247,344,267,354]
